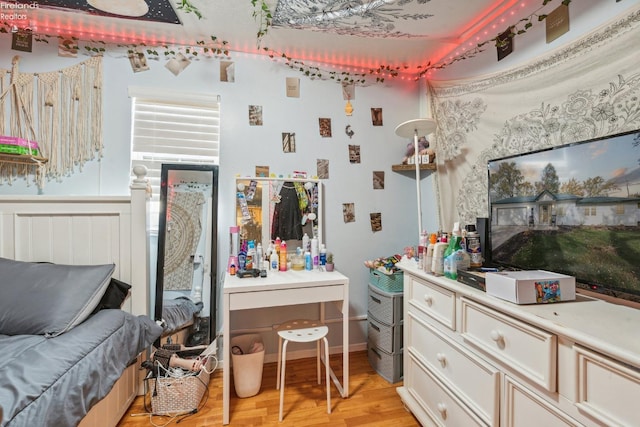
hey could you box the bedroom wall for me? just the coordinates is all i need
[0,34,438,354]
[429,0,640,81]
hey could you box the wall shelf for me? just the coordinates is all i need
[0,153,48,166]
[391,163,436,172]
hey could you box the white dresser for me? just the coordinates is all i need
[397,262,640,427]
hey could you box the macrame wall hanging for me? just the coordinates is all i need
[0,55,103,188]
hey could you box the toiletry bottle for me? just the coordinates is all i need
[238,241,247,271]
[319,244,327,267]
[443,223,462,279]
[246,240,255,270]
[311,234,319,269]
[302,233,310,253]
[418,230,428,269]
[275,237,281,256]
[465,225,483,268]
[425,233,437,273]
[256,243,263,270]
[279,241,288,271]
[270,247,279,271]
[431,241,447,276]
[304,251,312,270]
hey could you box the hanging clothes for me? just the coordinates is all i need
[271,182,303,241]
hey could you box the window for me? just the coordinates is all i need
[615,204,624,215]
[129,87,220,228]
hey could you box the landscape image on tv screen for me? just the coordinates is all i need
[488,130,640,300]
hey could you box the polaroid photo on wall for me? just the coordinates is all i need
[319,118,332,137]
[165,52,191,76]
[128,51,149,73]
[249,105,263,126]
[342,203,355,223]
[317,159,329,179]
[286,77,300,98]
[348,145,361,164]
[370,213,382,232]
[221,61,235,82]
[282,132,296,153]
[373,171,384,189]
[371,108,383,126]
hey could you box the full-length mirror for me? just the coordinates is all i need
[155,164,219,348]
[235,177,323,255]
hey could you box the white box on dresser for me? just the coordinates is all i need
[396,261,640,427]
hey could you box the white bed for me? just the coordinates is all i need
[0,175,152,427]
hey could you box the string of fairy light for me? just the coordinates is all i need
[0,0,569,86]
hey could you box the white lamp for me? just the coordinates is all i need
[394,118,437,240]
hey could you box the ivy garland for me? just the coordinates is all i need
[252,0,572,84]
[0,0,571,86]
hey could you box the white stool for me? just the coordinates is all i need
[275,319,331,422]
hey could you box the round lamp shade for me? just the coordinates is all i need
[394,118,436,139]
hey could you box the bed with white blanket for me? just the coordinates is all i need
[0,181,158,427]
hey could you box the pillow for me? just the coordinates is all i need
[91,278,131,314]
[0,257,115,337]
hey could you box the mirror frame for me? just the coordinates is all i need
[235,177,323,252]
[155,163,219,347]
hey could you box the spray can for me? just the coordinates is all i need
[319,244,327,267]
[311,235,319,269]
[279,241,288,271]
[465,225,483,268]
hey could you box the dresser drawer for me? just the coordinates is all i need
[368,283,403,325]
[405,353,488,427]
[407,275,456,330]
[460,297,557,392]
[368,313,402,354]
[575,346,640,427]
[407,311,500,426]
[504,376,583,427]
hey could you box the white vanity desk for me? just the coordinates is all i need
[397,262,640,427]
[222,269,350,425]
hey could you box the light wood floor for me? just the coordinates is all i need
[118,350,420,426]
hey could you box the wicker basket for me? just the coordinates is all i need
[369,268,404,292]
[146,368,209,415]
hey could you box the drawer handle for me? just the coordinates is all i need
[437,403,447,419]
[424,295,433,306]
[369,322,380,332]
[490,329,505,348]
[370,295,381,304]
[436,352,447,367]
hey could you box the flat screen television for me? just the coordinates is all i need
[487,129,640,303]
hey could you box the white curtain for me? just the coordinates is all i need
[427,7,640,231]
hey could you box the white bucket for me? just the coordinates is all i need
[230,334,265,398]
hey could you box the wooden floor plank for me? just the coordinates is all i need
[117,350,419,426]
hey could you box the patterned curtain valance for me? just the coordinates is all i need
[0,55,103,188]
[427,7,640,231]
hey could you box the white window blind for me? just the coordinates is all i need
[129,88,220,227]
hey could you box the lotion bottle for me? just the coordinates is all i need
[270,247,279,271]
[425,233,437,273]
